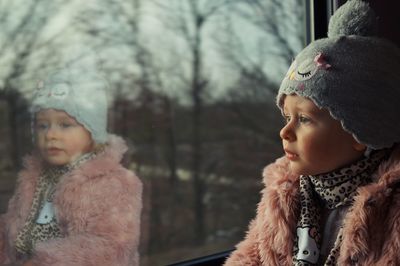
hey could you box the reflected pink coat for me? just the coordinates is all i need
[0,135,142,266]
[225,146,400,266]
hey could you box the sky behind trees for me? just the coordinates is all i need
[0,0,305,103]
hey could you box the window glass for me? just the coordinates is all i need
[0,0,306,264]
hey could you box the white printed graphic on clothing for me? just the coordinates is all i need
[296,227,319,263]
[36,201,55,224]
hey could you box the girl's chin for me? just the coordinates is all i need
[289,163,322,176]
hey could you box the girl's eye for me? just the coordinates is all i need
[36,123,49,130]
[283,114,311,125]
[299,115,311,123]
[283,115,291,124]
[60,122,72,128]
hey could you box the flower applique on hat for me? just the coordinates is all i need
[287,53,332,81]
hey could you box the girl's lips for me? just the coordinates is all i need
[47,148,63,154]
[284,149,298,160]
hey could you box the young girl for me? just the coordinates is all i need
[0,67,143,265]
[225,0,400,265]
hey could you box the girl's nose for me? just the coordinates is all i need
[45,125,59,139]
[280,122,295,141]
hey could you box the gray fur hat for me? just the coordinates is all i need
[277,0,400,149]
[31,67,109,143]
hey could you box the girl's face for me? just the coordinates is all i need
[280,95,365,175]
[35,109,94,166]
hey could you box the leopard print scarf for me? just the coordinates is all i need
[292,149,390,266]
[15,150,102,257]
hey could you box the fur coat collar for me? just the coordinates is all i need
[225,146,400,265]
[1,134,142,266]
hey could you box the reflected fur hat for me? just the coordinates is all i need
[277,0,400,149]
[31,67,109,143]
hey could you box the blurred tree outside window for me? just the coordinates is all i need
[0,0,306,265]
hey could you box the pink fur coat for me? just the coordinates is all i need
[0,135,142,266]
[225,146,400,266]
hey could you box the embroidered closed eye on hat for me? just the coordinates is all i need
[31,67,109,143]
[277,0,400,149]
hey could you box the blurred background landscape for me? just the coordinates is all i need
[0,0,305,264]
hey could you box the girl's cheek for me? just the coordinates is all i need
[35,133,42,145]
[302,134,324,159]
